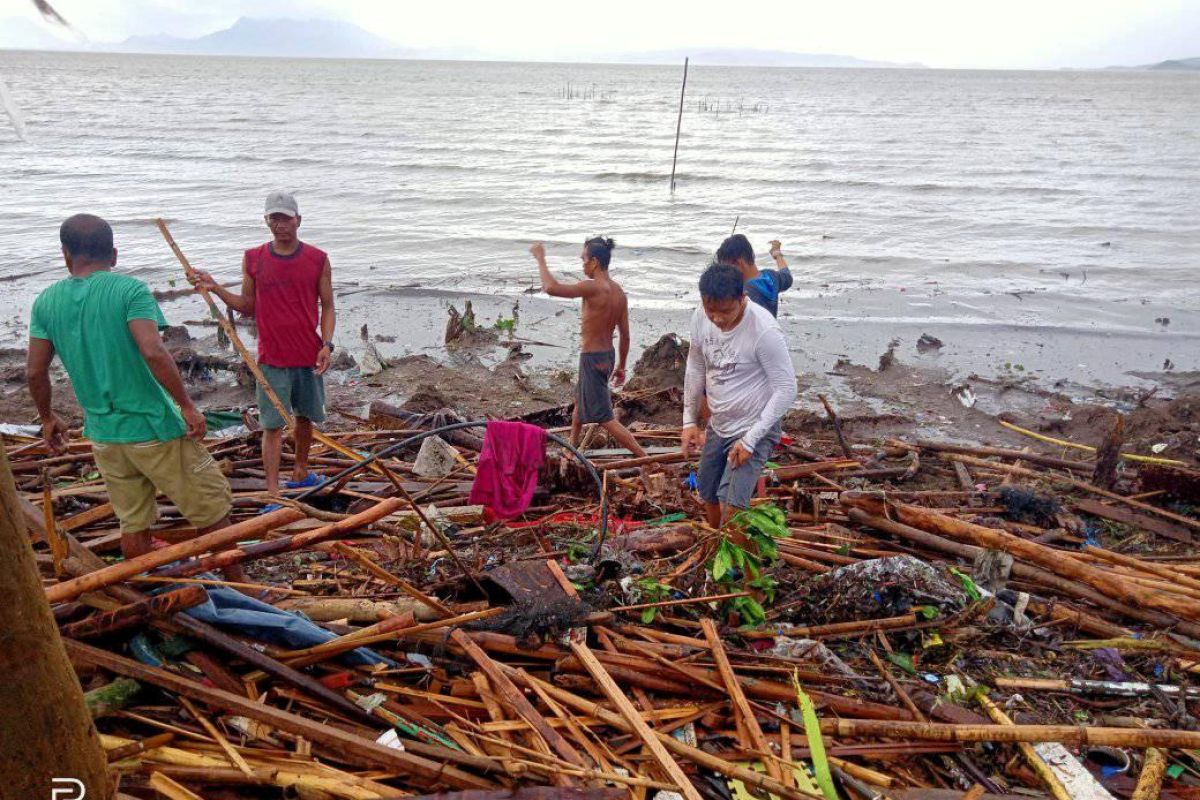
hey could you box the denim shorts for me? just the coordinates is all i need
[697,422,781,509]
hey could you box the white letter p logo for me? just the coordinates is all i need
[51,778,86,800]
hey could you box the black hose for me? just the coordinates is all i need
[296,420,611,559]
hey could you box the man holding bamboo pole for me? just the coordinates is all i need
[26,214,245,582]
[190,191,336,499]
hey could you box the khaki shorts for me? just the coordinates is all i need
[92,437,232,534]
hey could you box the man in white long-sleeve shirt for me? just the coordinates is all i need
[683,262,797,528]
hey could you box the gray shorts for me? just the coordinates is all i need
[257,364,326,430]
[576,349,615,424]
[697,422,782,509]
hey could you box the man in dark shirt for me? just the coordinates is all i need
[716,234,793,318]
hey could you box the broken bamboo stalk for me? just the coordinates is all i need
[46,506,307,604]
[65,639,497,789]
[842,492,1200,622]
[819,718,1200,748]
[500,665,823,800]
[1132,747,1167,800]
[568,641,704,800]
[977,693,1071,800]
[701,618,784,782]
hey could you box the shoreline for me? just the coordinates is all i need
[2,284,1196,466]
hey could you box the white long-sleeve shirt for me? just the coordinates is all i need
[683,301,798,450]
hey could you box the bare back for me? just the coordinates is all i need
[579,275,628,353]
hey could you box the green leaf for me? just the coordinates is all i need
[732,596,766,626]
[1168,764,1185,779]
[792,677,838,800]
[836,543,852,556]
[914,605,940,620]
[887,652,917,675]
[949,567,983,602]
[712,546,733,582]
[641,607,658,624]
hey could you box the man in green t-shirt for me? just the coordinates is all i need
[27,214,240,577]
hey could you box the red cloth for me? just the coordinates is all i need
[246,242,327,368]
[469,421,547,520]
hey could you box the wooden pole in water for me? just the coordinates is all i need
[669,57,689,194]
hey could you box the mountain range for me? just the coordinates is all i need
[0,16,919,67]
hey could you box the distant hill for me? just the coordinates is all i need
[1105,56,1200,71]
[114,17,413,59]
[614,48,924,69]
[1146,56,1200,71]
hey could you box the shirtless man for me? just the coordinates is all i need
[531,237,647,458]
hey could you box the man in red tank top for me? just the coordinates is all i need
[191,192,336,499]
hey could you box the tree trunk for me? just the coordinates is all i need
[0,446,112,798]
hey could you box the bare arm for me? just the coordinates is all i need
[26,337,69,452]
[531,243,599,299]
[615,298,631,383]
[192,254,256,315]
[315,257,335,375]
[128,319,206,439]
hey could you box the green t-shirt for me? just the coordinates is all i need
[30,270,185,443]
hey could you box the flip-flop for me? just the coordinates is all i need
[285,472,325,489]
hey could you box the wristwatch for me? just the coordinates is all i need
[324,340,335,353]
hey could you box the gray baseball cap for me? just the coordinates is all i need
[264,191,299,217]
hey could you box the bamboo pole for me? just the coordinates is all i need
[842,493,1200,622]
[669,58,689,194]
[568,642,703,800]
[978,694,1071,800]
[501,665,823,800]
[820,718,1200,748]
[999,419,1187,466]
[45,506,306,604]
[1132,748,1167,800]
[701,618,783,782]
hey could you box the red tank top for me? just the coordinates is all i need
[245,242,327,368]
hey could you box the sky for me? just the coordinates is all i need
[3,0,1199,69]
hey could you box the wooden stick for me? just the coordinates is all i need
[701,618,783,782]
[568,641,704,800]
[502,665,823,800]
[820,717,1200,748]
[978,693,1072,800]
[42,470,66,576]
[610,591,751,613]
[332,542,452,617]
[669,57,688,194]
[46,507,306,604]
[946,452,1200,532]
[1132,747,1167,800]
[178,696,254,778]
[149,772,206,800]
[66,639,495,789]
[999,419,1187,466]
[450,628,590,778]
[817,394,855,461]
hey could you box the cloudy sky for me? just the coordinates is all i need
[4,0,1199,68]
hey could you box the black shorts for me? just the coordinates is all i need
[576,349,615,424]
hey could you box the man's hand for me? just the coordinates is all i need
[612,367,626,388]
[188,270,219,292]
[728,440,752,468]
[41,414,69,455]
[682,425,706,457]
[181,405,207,441]
[768,240,783,259]
[315,345,331,376]
[530,242,546,262]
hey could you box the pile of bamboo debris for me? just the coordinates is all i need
[10,408,1200,800]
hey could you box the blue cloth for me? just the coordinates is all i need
[182,584,396,668]
[744,268,793,318]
